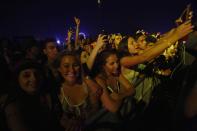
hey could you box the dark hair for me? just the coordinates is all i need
[42,38,56,49]
[15,59,43,76]
[98,49,118,65]
[53,51,80,69]
[145,34,158,43]
[79,34,85,40]
[134,32,145,40]
[117,36,130,58]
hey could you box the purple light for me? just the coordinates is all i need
[57,40,61,44]
[79,32,86,39]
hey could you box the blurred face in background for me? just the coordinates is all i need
[18,68,40,95]
[114,35,122,49]
[136,35,147,50]
[44,42,58,61]
[29,46,40,58]
[128,37,139,55]
[83,44,92,53]
[79,35,86,47]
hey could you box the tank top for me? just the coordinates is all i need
[60,82,90,118]
[106,80,120,94]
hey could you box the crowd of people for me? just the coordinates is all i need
[0,11,197,131]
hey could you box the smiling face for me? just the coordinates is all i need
[18,68,39,94]
[58,55,81,85]
[103,54,120,77]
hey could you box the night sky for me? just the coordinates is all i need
[0,0,196,40]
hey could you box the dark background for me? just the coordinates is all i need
[0,0,196,41]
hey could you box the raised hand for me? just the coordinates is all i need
[96,34,108,49]
[86,34,108,70]
[67,28,73,38]
[163,20,194,43]
[74,17,80,26]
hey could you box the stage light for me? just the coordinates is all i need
[79,32,86,39]
[56,40,61,44]
[98,0,101,4]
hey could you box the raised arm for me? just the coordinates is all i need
[74,17,80,50]
[121,20,194,68]
[86,34,107,70]
[66,29,73,51]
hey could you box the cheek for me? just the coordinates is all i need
[111,65,118,71]
[49,49,56,54]
[103,65,108,73]
[128,43,133,48]
[141,42,146,46]
[18,79,23,87]
[50,50,56,55]
[59,67,67,74]
[128,45,133,51]
[74,67,80,74]
[109,68,115,73]
[105,65,113,72]
[19,78,27,88]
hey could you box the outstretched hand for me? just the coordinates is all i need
[175,4,193,26]
[175,11,193,25]
[174,20,194,40]
[163,20,194,42]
